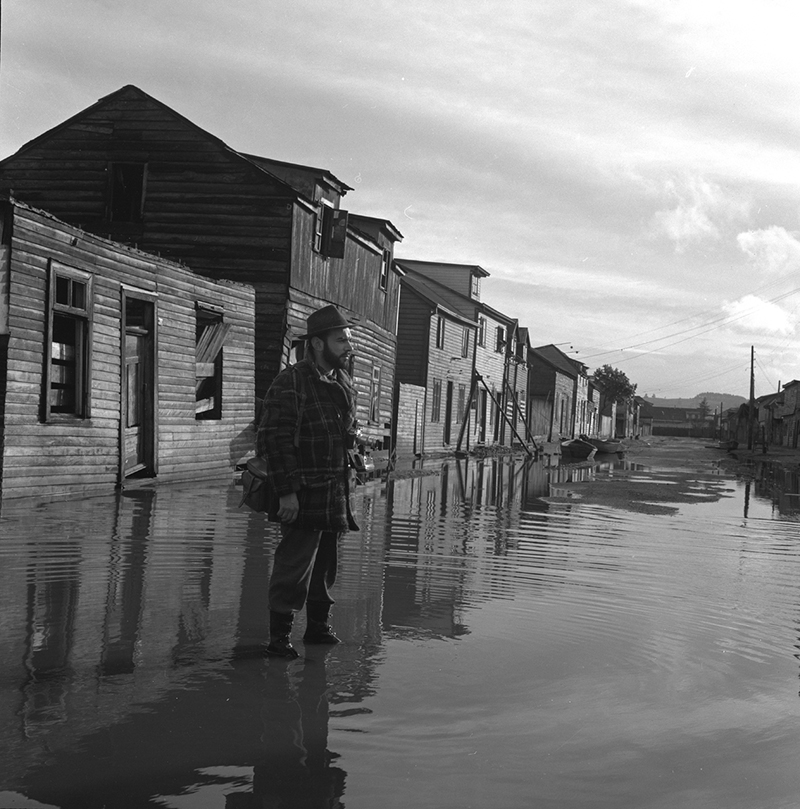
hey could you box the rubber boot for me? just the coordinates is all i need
[266,611,299,659]
[303,602,340,644]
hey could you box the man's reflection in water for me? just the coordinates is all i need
[228,648,346,809]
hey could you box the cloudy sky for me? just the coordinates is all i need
[3,0,800,399]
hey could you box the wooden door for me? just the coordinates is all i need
[121,293,156,478]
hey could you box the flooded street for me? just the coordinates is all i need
[2,438,800,808]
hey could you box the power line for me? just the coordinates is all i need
[581,283,800,366]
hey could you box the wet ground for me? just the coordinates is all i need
[2,437,800,808]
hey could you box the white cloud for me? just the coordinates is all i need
[722,294,795,336]
[737,226,800,276]
[650,176,749,251]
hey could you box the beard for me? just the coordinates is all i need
[322,341,351,371]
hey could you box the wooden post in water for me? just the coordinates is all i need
[747,346,755,450]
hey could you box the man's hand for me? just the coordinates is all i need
[277,492,299,523]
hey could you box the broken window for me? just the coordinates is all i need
[314,203,349,259]
[44,263,93,420]
[195,304,231,420]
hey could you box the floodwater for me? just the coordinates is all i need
[2,442,800,809]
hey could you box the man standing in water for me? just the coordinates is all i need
[257,304,360,658]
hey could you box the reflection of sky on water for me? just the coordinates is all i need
[1,453,800,808]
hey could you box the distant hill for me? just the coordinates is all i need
[640,392,748,410]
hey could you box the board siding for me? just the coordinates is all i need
[0,201,255,500]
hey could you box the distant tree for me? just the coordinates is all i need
[698,397,711,418]
[593,365,637,403]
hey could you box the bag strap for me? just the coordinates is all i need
[289,365,307,449]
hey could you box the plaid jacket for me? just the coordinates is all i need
[256,358,358,531]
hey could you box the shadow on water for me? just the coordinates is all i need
[2,452,800,807]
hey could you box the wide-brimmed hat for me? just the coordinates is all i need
[299,304,351,339]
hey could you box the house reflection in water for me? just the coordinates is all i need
[0,453,651,806]
[1,481,385,807]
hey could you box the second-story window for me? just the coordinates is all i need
[495,326,505,353]
[108,162,146,222]
[478,317,486,348]
[470,274,481,299]
[314,202,348,259]
[436,316,445,349]
[461,327,470,358]
[380,249,390,291]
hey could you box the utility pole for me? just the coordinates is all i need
[747,346,755,450]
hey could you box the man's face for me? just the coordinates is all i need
[317,327,353,372]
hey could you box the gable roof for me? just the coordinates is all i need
[0,85,327,206]
[401,275,477,327]
[242,154,352,199]
[348,214,403,245]
[399,266,478,321]
[394,258,490,279]
[530,344,586,378]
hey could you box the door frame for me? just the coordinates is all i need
[119,286,158,482]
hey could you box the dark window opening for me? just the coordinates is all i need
[495,326,505,353]
[109,163,146,223]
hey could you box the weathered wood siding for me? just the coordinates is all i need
[0,86,291,400]
[394,383,427,458]
[1,202,255,500]
[469,310,507,447]
[423,314,474,451]
[289,208,400,336]
[395,286,431,388]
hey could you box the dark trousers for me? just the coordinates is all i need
[268,524,340,614]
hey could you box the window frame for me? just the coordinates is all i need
[470,274,481,299]
[478,316,486,348]
[431,378,442,423]
[495,326,505,354]
[435,315,445,350]
[379,249,391,292]
[461,327,471,359]
[43,261,94,422]
[195,303,230,421]
[369,364,382,423]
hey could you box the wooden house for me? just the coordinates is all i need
[527,344,590,441]
[478,302,528,448]
[0,198,255,500]
[393,272,476,454]
[393,259,533,452]
[0,85,402,449]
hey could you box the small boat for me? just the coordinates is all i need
[560,438,597,460]
[717,439,738,450]
[585,437,624,454]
